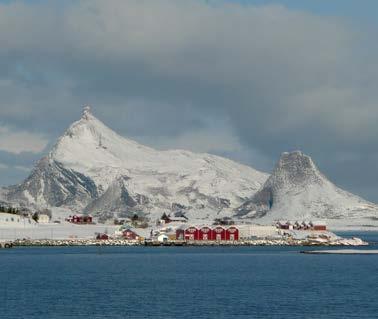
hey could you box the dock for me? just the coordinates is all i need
[302,249,378,255]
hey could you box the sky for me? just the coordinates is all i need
[0,0,378,202]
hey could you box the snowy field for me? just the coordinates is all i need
[327,218,378,231]
[0,223,118,240]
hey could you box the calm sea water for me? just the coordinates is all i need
[1,232,378,319]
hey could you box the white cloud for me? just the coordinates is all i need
[145,125,243,154]
[0,126,48,154]
[14,165,31,172]
[0,0,377,198]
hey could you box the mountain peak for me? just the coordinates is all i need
[275,150,320,186]
[82,105,92,120]
[236,150,378,221]
[278,151,316,171]
[6,108,268,219]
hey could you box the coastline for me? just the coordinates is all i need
[9,237,368,247]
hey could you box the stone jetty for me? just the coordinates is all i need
[10,236,368,247]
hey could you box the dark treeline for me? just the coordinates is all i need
[0,206,20,215]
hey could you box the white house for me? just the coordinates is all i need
[38,214,50,224]
[0,213,36,227]
[157,234,169,243]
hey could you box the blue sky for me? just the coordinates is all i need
[1,0,378,202]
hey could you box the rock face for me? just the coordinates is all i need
[7,157,98,209]
[236,151,378,221]
[5,107,268,220]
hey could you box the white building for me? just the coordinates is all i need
[0,213,36,227]
[38,214,50,224]
[157,234,169,243]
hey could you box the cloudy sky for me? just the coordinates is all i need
[0,0,378,202]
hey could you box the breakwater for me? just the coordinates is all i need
[10,236,368,247]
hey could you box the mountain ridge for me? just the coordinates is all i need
[2,108,378,224]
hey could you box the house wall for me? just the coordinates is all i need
[226,227,239,241]
[198,227,213,240]
[213,227,226,241]
[184,227,199,241]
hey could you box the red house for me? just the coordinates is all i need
[226,226,239,241]
[213,226,226,241]
[184,226,199,241]
[177,225,240,241]
[122,229,139,240]
[199,226,213,241]
[312,221,327,231]
[96,233,109,240]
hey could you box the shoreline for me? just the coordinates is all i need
[8,238,369,247]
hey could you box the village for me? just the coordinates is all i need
[0,208,368,247]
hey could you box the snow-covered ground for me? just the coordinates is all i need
[327,218,378,231]
[0,223,118,240]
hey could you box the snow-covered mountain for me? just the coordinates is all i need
[5,107,268,221]
[3,108,378,226]
[236,151,378,222]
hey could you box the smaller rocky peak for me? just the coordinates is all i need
[268,150,323,188]
[277,151,316,173]
[82,105,94,121]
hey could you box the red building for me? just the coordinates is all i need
[312,221,327,231]
[67,214,93,224]
[96,233,109,240]
[184,226,199,241]
[213,226,226,241]
[198,226,213,241]
[225,226,239,241]
[122,229,139,240]
[176,228,185,240]
[176,225,239,241]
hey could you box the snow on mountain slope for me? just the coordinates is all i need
[6,107,268,220]
[236,151,378,222]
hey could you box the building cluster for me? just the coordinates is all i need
[66,214,93,224]
[96,227,141,241]
[276,220,326,231]
[159,213,188,225]
[93,217,328,242]
[176,225,239,241]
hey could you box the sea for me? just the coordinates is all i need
[1,231,378,319]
